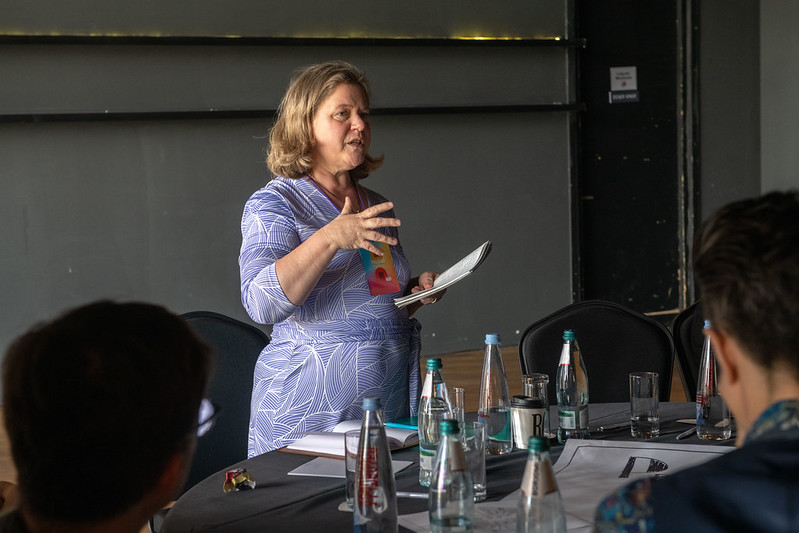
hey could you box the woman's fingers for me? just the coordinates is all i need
[362,201,395,217]
[324,215,397,251]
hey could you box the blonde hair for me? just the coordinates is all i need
[266,61,384,180]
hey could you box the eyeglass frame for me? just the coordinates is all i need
[196,398,220,438]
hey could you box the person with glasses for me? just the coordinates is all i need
[594,191,799,532]
[0,300,212,533]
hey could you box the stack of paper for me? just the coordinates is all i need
[394,241,492,308]
[281,420,418,459]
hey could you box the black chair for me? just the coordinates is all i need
[671,300,704,401]
[518,300,674,404]
[180,311,269,492]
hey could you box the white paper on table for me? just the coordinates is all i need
[399,439,734,531]
[400,497,591,533]
[287,456,413,478]
[549,439,735,529]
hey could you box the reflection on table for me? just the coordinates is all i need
[161,402,732,532]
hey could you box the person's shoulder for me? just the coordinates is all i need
[0,509,29,533]
[594,477,654,532]
[245,177,302,209]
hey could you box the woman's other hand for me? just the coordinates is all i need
[411,271,445,305]
[405,271,445,316]
[321,198,401,255]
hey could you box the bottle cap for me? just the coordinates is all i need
[485,333,500,344]
[527,435,550,452]
[362,397,381,411]
[563,329,576,341]
[426,358,443,370]
[703,319,711,329]
[439,419,459,435]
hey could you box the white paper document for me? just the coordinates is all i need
[549,439,734,531]
[282,420,418,459]
[398,439,734,532]
[393,241,492,308]
[287,456,413,478]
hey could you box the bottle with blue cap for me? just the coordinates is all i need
[429,419,474,533]
[419,358,454,487]
[556,329,589,443]
[696,320,731,440]
[478,333,512,454]
[354,397,398,532]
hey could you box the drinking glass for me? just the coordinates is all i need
[344,429,361,509]
[462,421,486,502]
[521,373,551,437]
[451,387,465,429]
[629,372,660,438]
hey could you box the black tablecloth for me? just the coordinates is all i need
[161,402,720,532]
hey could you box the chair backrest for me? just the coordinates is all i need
[671,300,704,401]
[518,300,674,404]
[180,311,269,493]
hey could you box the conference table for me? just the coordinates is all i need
[161,402,731,532]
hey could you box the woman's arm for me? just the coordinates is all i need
[271,197,402,306]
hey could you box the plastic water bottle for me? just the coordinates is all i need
[517,436,566,533]
[696,320,731,440]
[419,358,453,487]
[354,397,398,532]
[478,333,512,454]
[429,419,475,533]
[556,330,589,443]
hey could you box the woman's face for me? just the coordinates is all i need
[311,82,371,179]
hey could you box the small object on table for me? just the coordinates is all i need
[223,468,256,493]
[676,426,697,440]
[397,491,429,500]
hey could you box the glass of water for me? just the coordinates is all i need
[344,429,361,509]
[629,372,660,438]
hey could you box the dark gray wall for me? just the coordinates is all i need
[0,3,575,371]
[761,1,799,193]
[698,0,761,219]
[5,1,793,386]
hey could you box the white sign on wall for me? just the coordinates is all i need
[609,66,639,103]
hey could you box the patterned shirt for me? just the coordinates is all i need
[240,177,421,455]
[593,399,799,532]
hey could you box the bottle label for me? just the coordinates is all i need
[448,440,469,473]
[419,447,435,472]
[358,446,379,507]
[558,410,576,430]
[577,406,589,429]
[520,456,559,497]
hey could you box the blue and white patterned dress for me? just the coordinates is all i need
[240,176,421,456]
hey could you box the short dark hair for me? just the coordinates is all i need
[693,190,799,375]
[2,301,212,522]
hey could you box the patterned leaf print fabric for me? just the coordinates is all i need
[240,177,421,456]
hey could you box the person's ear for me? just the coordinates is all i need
[708,328,739,385]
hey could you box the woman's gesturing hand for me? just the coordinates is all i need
[321,197,401,255]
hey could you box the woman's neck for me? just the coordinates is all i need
[308,173,363,213]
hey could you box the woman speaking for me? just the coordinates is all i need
[239,61,442,455]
